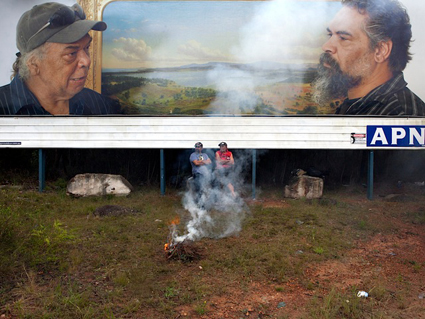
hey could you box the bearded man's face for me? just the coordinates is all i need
[312,52,361,106]
[313,6,377,106]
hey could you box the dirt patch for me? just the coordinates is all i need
[92,205,140,217]
[174,195,425,319]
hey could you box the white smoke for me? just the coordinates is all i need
[233,0,330,64]
[206,0,336,114]
[206,65,261,114]
[171,150,252,244]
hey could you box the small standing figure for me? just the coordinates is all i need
[189,142,212,196]
[215,142,236,197]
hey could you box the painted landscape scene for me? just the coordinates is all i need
[101,1,341,115]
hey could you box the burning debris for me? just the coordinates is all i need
[164,240,201,262]
[164,218,202,262]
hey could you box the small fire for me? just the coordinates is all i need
[163,216,201,262]
[164,216,180,252]
[169,216,180,225]
[164,238,201,262]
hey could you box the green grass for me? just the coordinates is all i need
[0,185,423,318]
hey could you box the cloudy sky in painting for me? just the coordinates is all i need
[101,1,339,69]
[102,1,259,69]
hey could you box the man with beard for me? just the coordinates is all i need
[312,0,425,116]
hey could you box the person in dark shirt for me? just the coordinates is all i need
[189,142,212,199]
[0,2,121,115]
[312,0,425,116]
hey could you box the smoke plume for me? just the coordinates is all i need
[206,0,337,114]
[170,150,252,244]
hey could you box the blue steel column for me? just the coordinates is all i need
[367,150,374,200]
[160,149,165,195]
[38,149,46,193]
[252,149,256,200]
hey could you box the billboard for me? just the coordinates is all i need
[1,0,425,150]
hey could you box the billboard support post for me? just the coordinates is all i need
[367,150,374,200]
[160,149,165,195]
[38,149,46,193]
[252,149,256,200]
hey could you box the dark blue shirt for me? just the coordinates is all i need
[335,72,425,116]
[0,75,121,115]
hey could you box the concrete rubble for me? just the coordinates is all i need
[66,173,133,197]
[284,170,323,199]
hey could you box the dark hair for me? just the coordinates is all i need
[342,0,412,72]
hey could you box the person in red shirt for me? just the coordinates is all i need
[215,142,236,197]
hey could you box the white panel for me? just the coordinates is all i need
[0,116,424,149]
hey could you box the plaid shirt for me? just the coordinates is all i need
[0,75,121,115]
[335,72,425,116]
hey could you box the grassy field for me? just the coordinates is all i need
[105,73,338,115]
[118,82,333,116]
[1,184,424,318]
[121,83,216,115]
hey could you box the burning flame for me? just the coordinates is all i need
[169,216,180,225]
[164,216,180,252]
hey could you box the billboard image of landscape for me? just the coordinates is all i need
[102,1,341,115]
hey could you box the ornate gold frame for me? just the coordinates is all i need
[79,0,112,92]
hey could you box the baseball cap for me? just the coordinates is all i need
[194,142,203,148]
[17,2,107,54]
[218,142,227,147]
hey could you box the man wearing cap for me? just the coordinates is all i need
[189,142,212,196]
[215,142,236,197]
[0,2,121,115]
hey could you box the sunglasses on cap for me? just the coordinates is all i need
[28,4,86,44]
